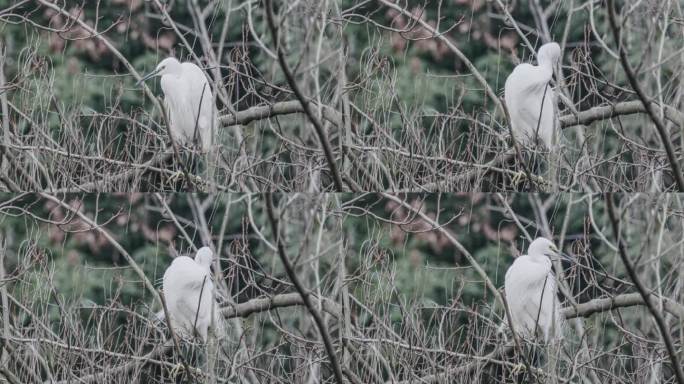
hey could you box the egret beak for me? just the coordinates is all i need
[549,252,574,263]
[546,250,574,263]
[136,68,161,87]
[559,252,574,262]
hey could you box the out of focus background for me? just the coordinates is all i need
[0,1,679,190]
[0,193,682,382]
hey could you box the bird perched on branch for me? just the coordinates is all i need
[162,247,223,342]
[138,57,216,153]
[504,237,569,343]
[504,43,561,149]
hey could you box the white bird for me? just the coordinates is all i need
[138,57,216,153]
[504,42,561,149]
[504,237,566,343]
[162,246,221,342]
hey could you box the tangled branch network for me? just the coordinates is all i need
[0,1,681,191]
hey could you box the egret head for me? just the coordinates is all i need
[537,42,561,67]
[528,237,559,259]
[136,57,182,86]
[194,246,214,269]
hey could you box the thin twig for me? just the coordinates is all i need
[604,193,684,384]
[606,0,684,190]
[263,0,346,191]
[159,289,196,383]
[263,193,345,384]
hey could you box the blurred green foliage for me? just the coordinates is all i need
[0,0,582,134]
[0,193,590,315]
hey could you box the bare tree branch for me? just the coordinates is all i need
[607,0,684,190]
[264,0,346,192]
[605,193,684,384]
[560,100,684,129]
[264,193,345,384]
[220,292,342,319]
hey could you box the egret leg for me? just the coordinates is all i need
[546,341,562,384]
[169,362,185,379]
[511,362,526,375]
[168,170,185,185]
[529,342,542,368]
[511,170,526,186]
[172,147,212,190]
[168,169,210,192]
[546,147,560,190]
[186,147,201,177]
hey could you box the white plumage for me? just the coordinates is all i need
[504,42,561,149]
[162,247,220,342]
[140,57,216,152]
[505,237,564,343]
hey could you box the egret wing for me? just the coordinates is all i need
[174,268,213,325]
[161,75,198,145]
[505,257,554,338]
[181,63,215,150]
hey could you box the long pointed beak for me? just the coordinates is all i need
[135,68,161,87]
[547,251,574,263]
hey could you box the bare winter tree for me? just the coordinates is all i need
[0,193,682,383]
[0,1,682,191]
[1,1,682,383]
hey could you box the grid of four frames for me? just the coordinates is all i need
[1,1,683,384]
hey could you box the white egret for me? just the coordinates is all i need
[504,237,567,343]
[162,246,221,342]
[504,43,561,149]
[138,58,216,153]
